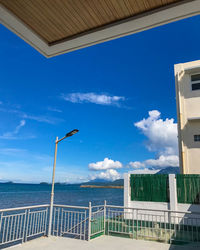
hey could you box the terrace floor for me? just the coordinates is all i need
[11,236,199,250]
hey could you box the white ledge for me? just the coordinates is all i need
[188,117,200,121]
[0,0,200,57]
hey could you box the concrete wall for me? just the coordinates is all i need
[174,60,200,174]
[124,173,200,214]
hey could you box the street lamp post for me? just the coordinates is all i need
[48,129,79,236]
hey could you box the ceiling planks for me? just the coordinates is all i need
[0,0,183,45]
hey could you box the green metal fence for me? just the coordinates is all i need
[130,174,169,202]
[176,174,200,204]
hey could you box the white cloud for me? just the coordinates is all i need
[62,93,125,106]
[47,107,62,113]
[0,120,26,139]
[0,107,62,124]
[129,155,179,169]
[89,158,122,171]
[129,168,159,174]
[134,110,178,156]
[22,114,62,124]
[145,155,179,167]
[0,148,27,156]
[129,161,145,169]
[91,169,121,181]
[129,110,179,170]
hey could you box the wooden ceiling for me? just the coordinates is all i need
[0,0,183,45]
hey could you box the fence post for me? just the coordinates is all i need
[24,209,30,242]
[169,174,178,225]
[22,209,28,243]
[124,173,130,207]
[45,207,48,236]
[88,202,91,241]
[0,212,2,234]
[169,174,177,211]
[104,200,107,235]
[60,208,63,236]
[132,209,134,239]
[136,209,138,240]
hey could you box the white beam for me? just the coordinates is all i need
[0,0,200,58]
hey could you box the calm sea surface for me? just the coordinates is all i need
[0,183,123,209]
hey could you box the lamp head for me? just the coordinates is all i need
[65,129,79,138]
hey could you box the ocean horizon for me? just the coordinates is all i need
[0,183,123,209]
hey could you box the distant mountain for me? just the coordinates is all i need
[88,179,110,183]
[81,178,123,186]
[112,179,124,186]
[156,167,180,175]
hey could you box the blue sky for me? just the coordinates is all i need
[0,15,200,183]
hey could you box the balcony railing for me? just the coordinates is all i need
[0,204,49,248]
[0,203,200,249]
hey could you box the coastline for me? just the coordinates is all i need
[80,185,124,189]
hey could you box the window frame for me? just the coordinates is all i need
[194,134,200,142]
[190,73,200,91]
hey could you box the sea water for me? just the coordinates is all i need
[0,183,123,209]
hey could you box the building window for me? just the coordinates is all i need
[191,74,200,91]
[194,135,200,142]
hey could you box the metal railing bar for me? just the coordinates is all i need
[105,205,200,215]
[57,208,60,237]
[42,210,45,234]
[0,204,49,213]
[5,216,10,243]
[54,204,89,210]
[8,215,13,242]
[31,213,35,236]
[29,212,33,237]
[0,237,23,245]
[18,215,23,242]
[15,214,20,240]
[64,216,89,234]
[27,231,46,238]
[91,205,104,209]
[84,211,86,240]
[37,211,41,234]
[38,211,42,234]
[91,230,104,237]
[25,209,30,242]
[92,208,104,215]
[60,208,63,236]
[12,215,17,242]
[67,212,70,234]
[62,231,85,236]
[80,213,82,239]
[63,209,85,215]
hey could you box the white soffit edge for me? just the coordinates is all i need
[0,0,200,58]
[188,117,200,121]
[184,66,200,74]
[175,60,200,75]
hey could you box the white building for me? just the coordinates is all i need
[175,60,200,174]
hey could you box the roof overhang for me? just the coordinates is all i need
[0,0,199,58]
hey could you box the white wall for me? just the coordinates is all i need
[174,60,200,174]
